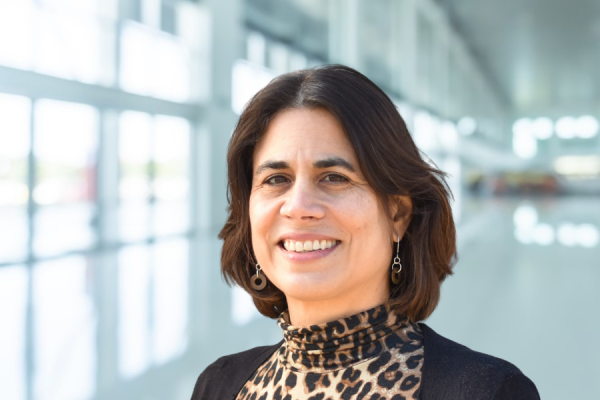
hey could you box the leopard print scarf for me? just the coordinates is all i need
[236,303,424,400]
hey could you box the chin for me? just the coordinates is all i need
[277,275,344,302]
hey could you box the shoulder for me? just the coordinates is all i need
[419,323,540,400]
[190,340,283,400]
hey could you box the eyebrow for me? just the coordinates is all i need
[255,160,290,176]
[313,157,356,172]
[255,156,356,175]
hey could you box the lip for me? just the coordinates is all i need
[277,233,339,242]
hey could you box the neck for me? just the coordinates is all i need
[285,280,389,326]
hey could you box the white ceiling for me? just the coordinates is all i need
[438,0,600,117]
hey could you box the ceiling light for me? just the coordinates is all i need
[531,117,553,140]
[555,117,577,139]
[554,156,600,176]
[576,115,599,139]
[512,118,531,136]
[513,129,537,159]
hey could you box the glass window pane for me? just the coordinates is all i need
[119,110,151,202]
[246,31,266,66]
[33,99,98,256]
[268,43,289,75]
[34,9,104,84]
[118,202,150,242]
[34,99,98,205]
[231,59,276,115]
[152,115,190,236]
[0,1,34,69]
[34,203,96,257]
[0,207,28,263]
[141,0,161,28]
[120,21,191,102]
[118,111,151,242]
[289,51,308,71]
[0,94,31,263]
[442,156,462,224]
[232,286,261,327]
[413,111,439,154]
[118,244,151,379]
[152,201,188,237]
[152,239,188,365]
[0,93,31,207]
[0,265,28,400]
[39,0,99,15]
[33,256,96,400]
[152,34,191,101]
[119,22,154,96]
[153,115,189,201]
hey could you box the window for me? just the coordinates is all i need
[0,0,204,395]
[0,94,30,263]
[118,238,189,378]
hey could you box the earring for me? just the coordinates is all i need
[251,263,267,290]
[391,235,402,284]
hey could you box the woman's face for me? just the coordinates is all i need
[249,107,409,306]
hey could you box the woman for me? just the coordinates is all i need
[191,65,540,399]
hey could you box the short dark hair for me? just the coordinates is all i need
[219,64,457,322]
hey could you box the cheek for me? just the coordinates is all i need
[344,202,391,268]
[338,192,388,238]
[249,193,279,248]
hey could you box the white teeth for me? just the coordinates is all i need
[284,240,338,252]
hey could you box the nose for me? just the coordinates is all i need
[280,178,326,221]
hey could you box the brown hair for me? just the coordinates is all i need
[219,64,457,322]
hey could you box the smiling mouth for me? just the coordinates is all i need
[280,239,340,253]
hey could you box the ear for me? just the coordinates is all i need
[390,195,413,241]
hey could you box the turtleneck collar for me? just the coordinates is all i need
[276,303,422,373]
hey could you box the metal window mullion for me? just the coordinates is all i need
[24,96,37,400]
[0,66,201,120]
[188,118,211,348]
[115,16,123,91]
[147,113,156,365]
[95,108,121,392]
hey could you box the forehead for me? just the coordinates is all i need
[253,108,357,167]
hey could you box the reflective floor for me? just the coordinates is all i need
[1,195,598,400]
[428,195,600,400]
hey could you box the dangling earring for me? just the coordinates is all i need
[391,235,402,284]
[251,263,267,291]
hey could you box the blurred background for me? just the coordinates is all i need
[0,0,599,399]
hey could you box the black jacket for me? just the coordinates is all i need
[191,323,540,399]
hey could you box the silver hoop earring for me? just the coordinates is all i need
[251,263,267,291]
[391,235,402,284]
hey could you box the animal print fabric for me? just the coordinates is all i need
[235,303,424,400]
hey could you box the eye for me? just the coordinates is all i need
[323,174,348,183]
[265,175,290,185]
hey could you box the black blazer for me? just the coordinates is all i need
[191,323,540,399]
